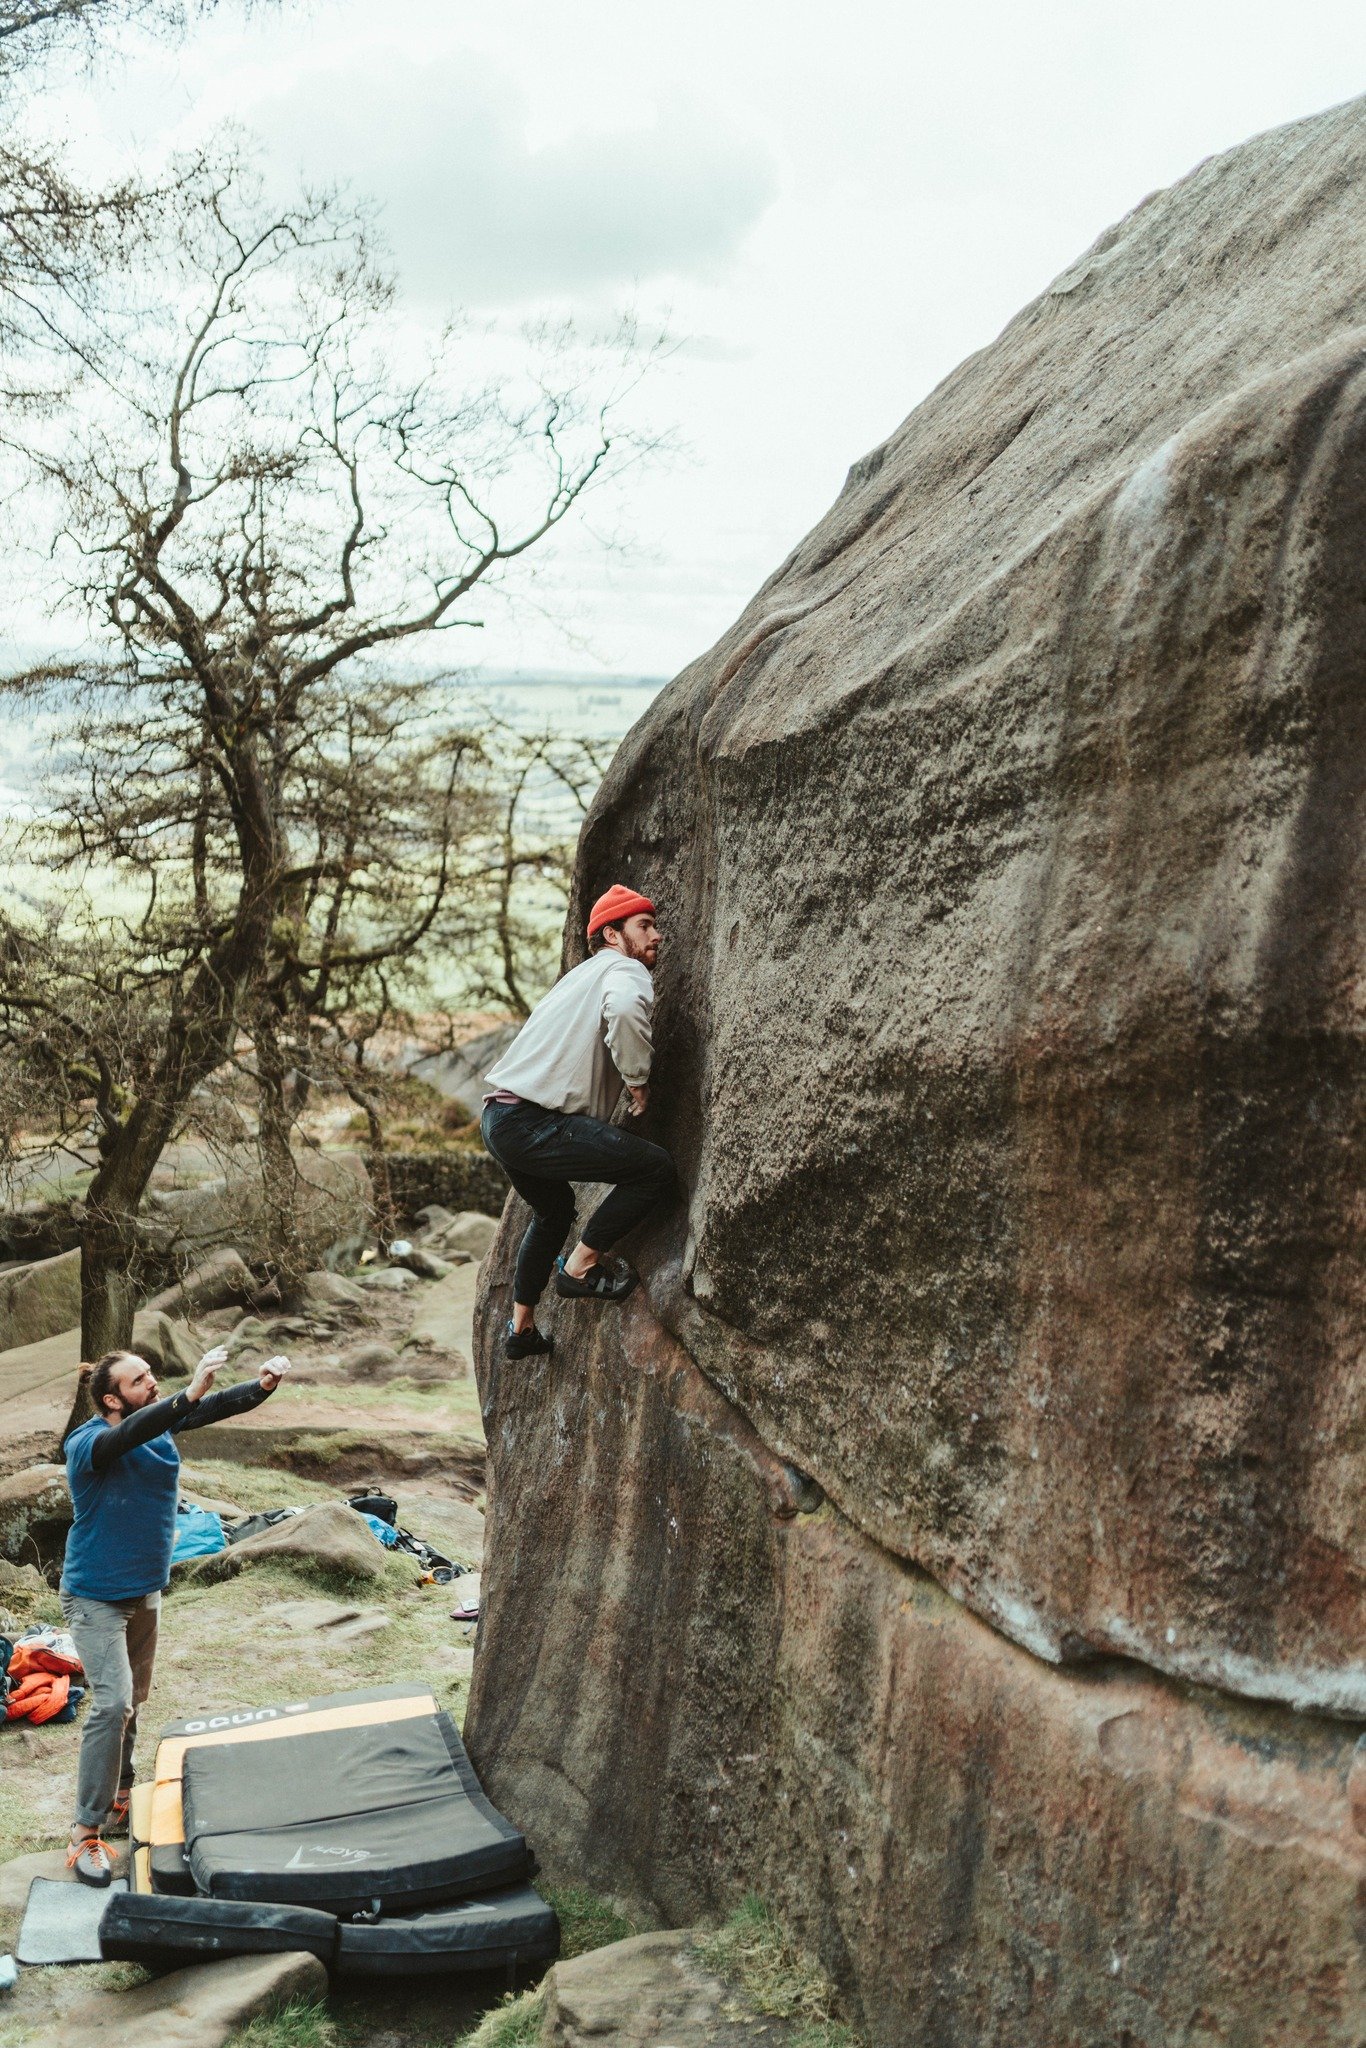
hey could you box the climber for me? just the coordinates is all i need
[481,883,674,1360]
[59,1342,293,1885]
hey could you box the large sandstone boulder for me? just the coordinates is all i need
[469,97,1366,2045]
[0,1248,80,1352]
[470,1298,1366,2048]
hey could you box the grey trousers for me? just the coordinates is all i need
[59,1589,159,1829]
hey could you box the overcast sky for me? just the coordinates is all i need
[44,1,1366,680]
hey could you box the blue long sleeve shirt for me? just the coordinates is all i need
[62,1378,272,1603]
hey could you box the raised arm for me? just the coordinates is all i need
[88,1393,191,1472]
[173,1352,293,1433]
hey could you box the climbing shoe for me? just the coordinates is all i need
[66,1832,113,1887]
[553,1256,638,1303]
[505,1322,553,1360]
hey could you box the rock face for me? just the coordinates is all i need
[468,99,1366,2044]
[0,1249,81,1352]
[472,1299,1366,2046]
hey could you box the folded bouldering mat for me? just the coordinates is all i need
[101,1890,339,1968]
[100,1882,559,1979]
[336,1883,559,1977]
[170,1683,529,1915]
[147,1683,443,1897]
[17,1877,127,1965]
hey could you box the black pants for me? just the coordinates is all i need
[481,1098,674,1307]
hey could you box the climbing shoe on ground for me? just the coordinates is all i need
[105,1789,131,1838]
[553,1255,639,1303]
[66,1832,113,1887]
[505,1322,553,1360]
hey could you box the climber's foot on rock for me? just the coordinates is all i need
[67,1829,113,1887]
[505,1321,553,1360]
[554,1254,638,1303]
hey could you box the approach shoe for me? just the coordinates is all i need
[553,1255,639,1304]
[66,1832,113,1888]
[505,1322,553,1360]
[105,1789,132,1838]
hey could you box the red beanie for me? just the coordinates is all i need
[586,884,656,939]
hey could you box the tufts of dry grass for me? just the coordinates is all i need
[693,1895,864,2048]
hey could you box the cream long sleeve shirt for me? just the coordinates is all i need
[484,949,654,1121]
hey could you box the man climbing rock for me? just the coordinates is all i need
[59,1342,292,1885]
[481,883,673,1359]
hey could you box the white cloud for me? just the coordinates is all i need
[249,57,778,306]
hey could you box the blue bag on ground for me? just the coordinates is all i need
[171,1502,225,1564]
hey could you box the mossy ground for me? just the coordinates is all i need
[693,1896,864,2048]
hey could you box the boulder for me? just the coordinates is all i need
[429,1210,497,1261]
[340,1340,401,1379]
[301,1269,367,1309]
[0,1556,56,1622]
[62,1950,326,2048]
[0,1248,80,1353]
[143,1248,257,1320]
[470,98,1366,2045]
[359,1265,417,1292]
[138,1150,371,1268]
[188,1500,386,1583]
[129,1311,202,1378]
[543,1930,802,2046]
[0,1463,70,1566]
[392,1245,454,1280]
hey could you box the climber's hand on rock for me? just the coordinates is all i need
[628,1084,650,1117]
[258,1354,291,1393]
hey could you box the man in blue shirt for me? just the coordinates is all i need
[60,1341,291,1883]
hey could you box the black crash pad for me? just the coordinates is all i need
[336,1883,560,1977]
[101,1891,339,1968]
[181,1707,529,1913]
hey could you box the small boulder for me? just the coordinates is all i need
[62,1949,327,2048]
[341,1341,401,1379]
[130,1310,203,1378]
[144,1248,256,1319]
[225,1315,271,1361]
[392,1246,454,1281]
[0,1555,56,1622]
[0,1464,70,1566]
[542,1931,787,2047]
[359,1266,418,1293]
[436,1211,498,1260]
[413,1204,455,1238]
[302,1269,367,1309]
[189,1500,387,1583]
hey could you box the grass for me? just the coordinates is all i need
[227,1997,338,2048]
[694,1895,864,2048]
[450,1987,546,2048]
[542,1882,637,1960]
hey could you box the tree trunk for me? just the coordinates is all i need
[255,1006,307,1305]
[346,1077,396,1246]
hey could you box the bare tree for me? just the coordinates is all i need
[0,154,660,1349]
